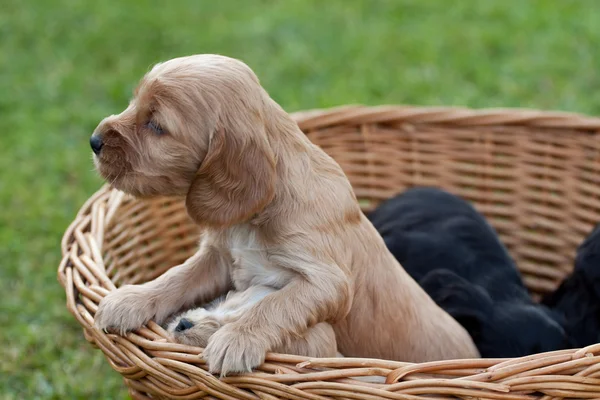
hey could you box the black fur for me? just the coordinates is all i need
[541,223,600,348]
[368,187,570,358]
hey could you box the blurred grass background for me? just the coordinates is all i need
[1,0,600,398]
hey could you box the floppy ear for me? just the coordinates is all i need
[185,124,276,227]
[419,269,492,337]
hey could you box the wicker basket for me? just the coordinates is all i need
[59,105,600,400]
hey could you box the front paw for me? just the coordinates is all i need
[94,285,157,334]
[203,325,269,376]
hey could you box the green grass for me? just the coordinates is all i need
[1,0,600,398]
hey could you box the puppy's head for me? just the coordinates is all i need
[574,223,600,297]
[91,54,276,227]
[166,308,222,348]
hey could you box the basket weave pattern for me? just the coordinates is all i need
[59,105,600,399]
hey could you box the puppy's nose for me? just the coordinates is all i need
[175,318,194,332]
[90,135,104,155]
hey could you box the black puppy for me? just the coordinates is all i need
[369,187,570,358]
[541,223,600,348]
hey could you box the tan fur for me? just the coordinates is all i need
[92,54,479,376]
[166,286,338,359]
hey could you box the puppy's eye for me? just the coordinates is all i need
[146,120,164,135]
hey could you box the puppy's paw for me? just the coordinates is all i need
[94,284,157,334]
[203,324,268,376]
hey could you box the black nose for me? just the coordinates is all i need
[90,135,104,155]
[175,318,194,332]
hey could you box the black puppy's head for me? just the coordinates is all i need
[420,270,570,358]
[574,223,600,296]
[541,222,600,348]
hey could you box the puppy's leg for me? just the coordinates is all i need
[95,245,231,334]
[204,263,350,376]
[274,322,338,358]
[170,311,339,358]
[168,286,275,347]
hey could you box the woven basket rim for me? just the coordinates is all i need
[59,104,600,400]
[290,104,600,132]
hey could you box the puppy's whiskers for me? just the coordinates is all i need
[110,169,123,187]
[229,246,279,252]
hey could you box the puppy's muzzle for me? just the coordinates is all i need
[175,318,194,332]
[90,134,104,155]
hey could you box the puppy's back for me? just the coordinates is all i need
[369,187,523,299]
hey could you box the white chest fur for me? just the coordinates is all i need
[226,224,297,291]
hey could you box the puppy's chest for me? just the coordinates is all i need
[225,225,296,290]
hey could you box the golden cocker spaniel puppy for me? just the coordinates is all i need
[91,54,479,376]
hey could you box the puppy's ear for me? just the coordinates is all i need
[186,124,276,227]
[420,269,492,336]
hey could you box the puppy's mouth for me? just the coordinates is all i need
[94,155,179,198]
[93,149,134,190]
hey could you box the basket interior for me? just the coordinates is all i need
[103,118,600,298]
